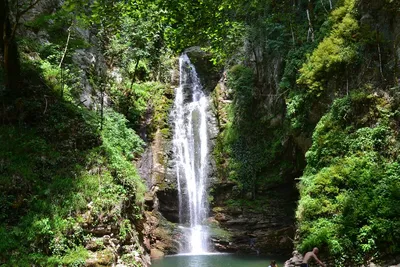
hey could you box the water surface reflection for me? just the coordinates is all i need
[152,253,287,267]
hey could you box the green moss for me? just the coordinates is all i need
[226,198,270,214]
[94,248,115,265]
[208,223,233,243]
[109,82,173,140]
[119,219,134,241]
[48,246,89,266]
[120,253,142,267]
[213,65,290,197]
[297,0,359,95]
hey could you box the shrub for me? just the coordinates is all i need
[296,92,400,265]
[297,0,359,95]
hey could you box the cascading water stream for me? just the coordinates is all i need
[172,54,210,254]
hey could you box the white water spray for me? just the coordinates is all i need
[172,54,210,254]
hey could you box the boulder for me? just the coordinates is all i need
[86,249,115,266]
[150,248,164,259]
[284,250,303,267]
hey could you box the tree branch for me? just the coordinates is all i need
[17,0,41,19]
[306,9,314,42]
[10,0,41,40]
[59,26,72,68]
[320,0,328,14]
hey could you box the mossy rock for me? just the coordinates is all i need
[86,248,115,266]
[208,224,233,243]
[184,46,221,93]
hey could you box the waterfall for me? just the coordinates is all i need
[172,54,210,254]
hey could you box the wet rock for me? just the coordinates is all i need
[184,47,221,94]
[86,225,112,236]
[150,248,165,259]
[209,183,297,254]
[214,212,230,222]
[141,210,180,256]
[171,67,180,87]
[144,193,154,210]
[156,188,179,223]
[137,129,172,191]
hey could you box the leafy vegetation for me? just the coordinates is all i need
[1,0,400,265]
[0,0,174,265]
[297,92,400,265]
[109,81,173,140]
[0,75,150,264]
[214,65,291,197]
[297,0,359,95]
[208,0,400,264]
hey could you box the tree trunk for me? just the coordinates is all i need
[1,0,21,94]
[0,0,5,53]
[3,40,10,87]
[3,38,21,93]
[129,58,140,91]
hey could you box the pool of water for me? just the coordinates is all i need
[151,253,286,267]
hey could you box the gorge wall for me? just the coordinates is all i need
[137,48,300,257]
[143,1,400,265]
[3,0,400,265]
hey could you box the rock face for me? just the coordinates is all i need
[139,51,298,258]
[136,129,182,255]
[184,47,221,93]
[80,201,151,267]
[207,75,300,256]
[137,50,221,257]
[137,128,180,225]
[142,208,182,257]
[72,47,111,110]
[209,182,297,255]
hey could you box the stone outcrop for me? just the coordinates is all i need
[209,181,297,255]
[79,202,151,267]
[184,47,221,94]
[137,128,180,223]
[284,251,303,267]
[142,209,181,258]
[137,125,182,257]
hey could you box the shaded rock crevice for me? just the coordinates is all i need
[209,181,298,255]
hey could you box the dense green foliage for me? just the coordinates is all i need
[110,82,173,139]
[297,92,400,265]
[0,0,174,265]
[212,0,338,194]
[208,0,400,264]
[297,0,359,94]
[0,90,144,265]
[1,0,400,264]
[214,65,290,197]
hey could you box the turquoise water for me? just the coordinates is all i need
[151,253,286,267]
